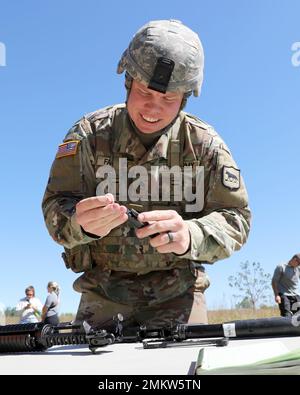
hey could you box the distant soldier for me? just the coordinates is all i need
[272,254,300,317]
[42,20,251,331]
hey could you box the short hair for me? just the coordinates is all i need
[25,286,35,296]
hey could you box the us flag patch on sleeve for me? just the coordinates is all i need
[56,140,79,159]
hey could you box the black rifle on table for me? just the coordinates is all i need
[1,316,299,353]
[117,315,300,349]
[0,321,114,354]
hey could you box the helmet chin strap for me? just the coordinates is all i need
[180,92,191,111]
[124,72,133,99]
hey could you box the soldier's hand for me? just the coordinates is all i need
[135,210,191,255]
[75,193,128,237]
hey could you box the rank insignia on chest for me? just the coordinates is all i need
[222,166,240,190]
[56,140,79,159]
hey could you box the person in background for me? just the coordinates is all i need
[41,281,60,325]
[16,286,43,324]
[272,254,300,317]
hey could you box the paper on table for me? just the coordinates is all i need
[197,341,289,372]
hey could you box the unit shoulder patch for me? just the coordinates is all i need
[56,140,79,159]
[222,166,240,190]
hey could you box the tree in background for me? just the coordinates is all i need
[228,261,271,310]
[5,307,17,316]
[235,296,253,309]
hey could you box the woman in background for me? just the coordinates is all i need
[42,281,60,325]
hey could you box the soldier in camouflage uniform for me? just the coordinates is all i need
[42,20,251,331]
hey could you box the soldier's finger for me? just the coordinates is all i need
[96,206,127,228]
[149,232,176,248]
[91,212,128,235]
[93,203,127,223]
[136,219,177,239]
[77,203,116,225]
[76,194,114,213]
[86,206,127,230]
[107,212,129,230]
[138,210,176,223]
[101,203,127,217]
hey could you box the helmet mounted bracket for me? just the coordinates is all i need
[148,57,175,94]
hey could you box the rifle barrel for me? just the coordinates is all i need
[182,317,300,340]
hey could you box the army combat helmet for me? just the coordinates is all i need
[117,19,204,97]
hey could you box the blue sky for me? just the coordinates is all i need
[0,0,299,313]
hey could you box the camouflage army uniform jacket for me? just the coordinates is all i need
[42,104,251,301]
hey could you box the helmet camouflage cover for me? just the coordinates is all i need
[117,19,204,97]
